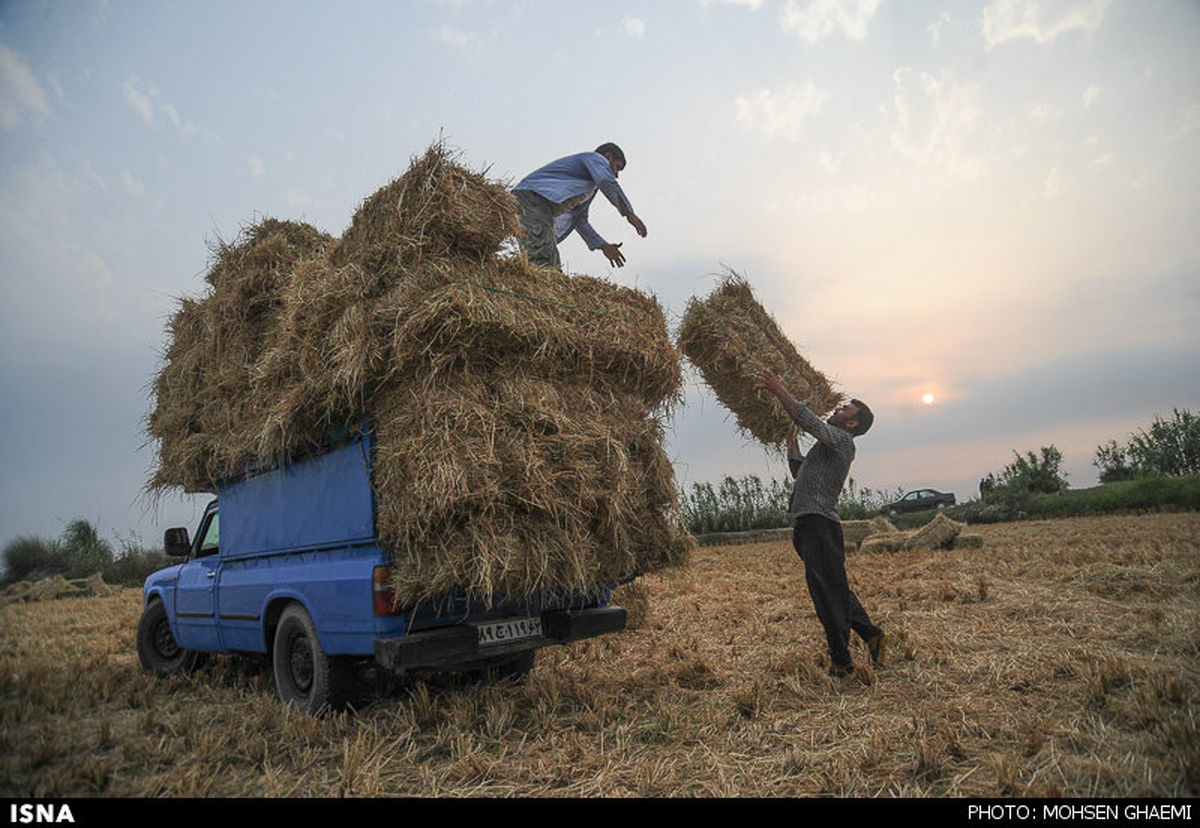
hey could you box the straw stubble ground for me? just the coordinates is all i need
[2,513,1197,797]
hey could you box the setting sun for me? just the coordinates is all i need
[922,393,935,405]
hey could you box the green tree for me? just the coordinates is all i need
[991,445,1069,495]
[1094,409,1200,481]
[1094,439,1136,483]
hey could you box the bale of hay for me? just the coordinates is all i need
[332,141,519,271]
[859,532,909,555]
[953,534,985,549]
[841,520,873,547]
[867,515,898,535]
[904,513,965,551]
[676,271,840,449]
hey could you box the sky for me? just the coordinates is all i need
[1,0,1198,553]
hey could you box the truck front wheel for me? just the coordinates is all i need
[137,599,204,677]
[272,603,349,714]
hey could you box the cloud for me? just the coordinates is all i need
[703,0,763,8]
[437,24,480,47]
[927,11,951,44]
[982,0,1112,47]
[0,41,52,129]
[1082,84,1101,108]
[623,17,646,38]
[887,69,984,180]
[1043,166,1061,198]
[1030,101,1059,122]
[249,154,265,178]
[735,82,825,141]
[780,0,881,43]
[121,78,156,124]
[1177,103,1200,138]
[120,169,146,197]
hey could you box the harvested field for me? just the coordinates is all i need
[2,513,1197,797]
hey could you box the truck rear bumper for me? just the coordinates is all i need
[374,605,626,672]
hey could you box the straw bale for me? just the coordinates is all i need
[859,532,909,555]
[677,271,840,449]
[953,533,985,549]
[388,258,682,410]
[841,520,872,546]
[372,373,684,605]
[903,512,965,551]
[332,142,519,270]
[867,515,898,535]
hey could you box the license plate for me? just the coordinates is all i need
[475,615,543,647]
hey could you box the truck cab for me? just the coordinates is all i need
[137,428,627,713]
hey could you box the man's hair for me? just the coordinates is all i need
[595,142,626,166]
[849,398,874,436]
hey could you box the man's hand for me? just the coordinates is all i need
[755,369,801,421]
[627,214,647,238]
[601,242,626,267]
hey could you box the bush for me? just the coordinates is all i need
[680,475,791,534]
[837,477,905,520]
[2,535,66,583]
[60,519,115,578]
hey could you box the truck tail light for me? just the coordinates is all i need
[373,566,402,616]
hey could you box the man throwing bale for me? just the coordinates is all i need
[755,369,887,679]
[513,143,647,270]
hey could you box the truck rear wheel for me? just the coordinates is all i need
[273,603,349,714]
[137,599,204,677]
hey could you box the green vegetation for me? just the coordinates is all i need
[679,475,792,534]
[679,474,903,533]
[2,520,170,587]
[1095,408,1200,482]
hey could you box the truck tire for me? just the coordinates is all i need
[273,603,349,714]
[137,598,204,677]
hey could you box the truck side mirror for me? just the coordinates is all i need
[164,527,191,557]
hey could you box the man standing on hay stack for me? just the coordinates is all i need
[756,369,887,680]
[512,142,647,270]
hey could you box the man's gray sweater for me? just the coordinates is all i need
[787,403,855,524]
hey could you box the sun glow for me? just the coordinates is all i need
[922,393,935,405]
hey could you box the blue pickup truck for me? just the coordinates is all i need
[136,428,627,713]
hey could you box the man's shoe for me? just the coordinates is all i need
[828,662,855,678]
[868,631,889,666]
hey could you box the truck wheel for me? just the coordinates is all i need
[137,599,204,677]
[273,603,348,714]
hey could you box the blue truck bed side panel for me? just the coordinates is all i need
[220,436,376,557]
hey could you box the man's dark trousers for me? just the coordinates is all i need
[793,514,882,669]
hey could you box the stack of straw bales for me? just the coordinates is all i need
[677,272,841,450]
[148,143,687,605]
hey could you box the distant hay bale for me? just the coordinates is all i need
[868,516,898,535]
[677,271,840,449]
[859,533,909,555]
[904,513,965,551]
[332,141,519,271]
[954,534,985,549]
[841,520,873,547]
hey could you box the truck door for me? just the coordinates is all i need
[174,509,225,652]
